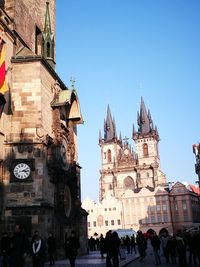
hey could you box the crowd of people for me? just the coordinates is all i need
[88,228,200,267]
[1,224,200,267]
[0,224,79,267]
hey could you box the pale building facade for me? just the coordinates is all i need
[0,0,87,254]
[83,99,200,237]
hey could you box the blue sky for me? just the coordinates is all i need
[56,0,200,201]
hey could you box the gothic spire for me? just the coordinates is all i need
[138,97,151,134]
[42,1,55,68]
[104,105,117,141]
[44,1,51,34]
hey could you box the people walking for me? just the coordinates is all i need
[9,224,30,267]
[64,230,80,267]
[0,232,10,267]
[160,231,170,263]
[31,232,46,267]
[47,232,56,265]
[130,234,136,254]
[99,234,105,259]
[110,231,121,267]
[136,230,147,262]
[104,230,113,267]
[150,232,161,265]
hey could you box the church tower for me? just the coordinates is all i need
[132,97,166,187]
[99,106,122,200]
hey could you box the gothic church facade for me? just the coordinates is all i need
[83,98,200,237]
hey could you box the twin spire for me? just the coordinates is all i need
[100,97,159,143]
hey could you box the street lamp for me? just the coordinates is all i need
[0,93,6,117]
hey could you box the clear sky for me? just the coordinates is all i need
[56,0,200,201]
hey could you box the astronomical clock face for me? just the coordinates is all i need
[63,185,72,217]
[60,136,70,170]
[11,160,34,182]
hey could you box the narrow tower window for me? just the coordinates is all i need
[107,149,112,163]
[143,143,149,157]
[35,26,42,55]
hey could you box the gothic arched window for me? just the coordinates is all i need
[143,143,149,157]
[46,42,50,57]
[124,176,135,190]
[107,149,112,163]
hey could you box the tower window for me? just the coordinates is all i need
[143,143,149,157]
[47,42,51,57]
[107,149,112,163]
[35,26,42,55]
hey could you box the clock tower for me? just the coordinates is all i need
[0,1,87,254]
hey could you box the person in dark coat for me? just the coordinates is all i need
[31,232,46,267]
[64,231,79,267]
[110,231,121,267]
[151,232,161,265]
[99,234,105,259]
[47,232,56,265]
[104,230,113,267]
[9,224,29,267]
[0,232,10,267]
[136,230,147,262]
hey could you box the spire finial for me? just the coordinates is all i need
[70,77,76,88]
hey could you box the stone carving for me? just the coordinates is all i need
[51,80,61,101]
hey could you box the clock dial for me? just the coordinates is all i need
[13,163,31,179]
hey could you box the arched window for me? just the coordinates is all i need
[124,176,135,190]
[107,149,112,163]
[46,42,51,57]
[143,143,149,157]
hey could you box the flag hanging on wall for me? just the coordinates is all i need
[0,44,8,94]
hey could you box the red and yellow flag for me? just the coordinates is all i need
[0,45,7,94]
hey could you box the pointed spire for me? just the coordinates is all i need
[132,123,136,138]
[42,1,55,67]
[138,97,151,134]
[44,1,51,34]
[104,105,117,141]
[119,132,122,142]
[99,130,102,142]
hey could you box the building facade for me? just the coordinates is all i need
[0,0,87,254]
[82,99,200,237]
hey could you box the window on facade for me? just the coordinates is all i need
[111,220,114,225]
[113,207,116,211]
[93,221,96,227]
[104,152,106,159]
[107,149,112,163]
[182,201,187,210]
[124,176,135,190]
[156,205,161,211]
[117,219,121,225]
[163,213,168,223]
[91,209,93,212]
[151,216,155,223]
[88,222,90,227]
[162,202,167,211]
[157,214,162,223]
[143,143,149,157]
[105,208,107,211]
[105,220,108,226]
[35,26,42,55]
